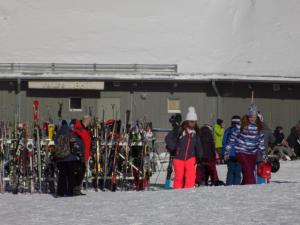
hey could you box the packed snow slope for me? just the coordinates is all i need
[1,0,300,77]
[0,161,300,225]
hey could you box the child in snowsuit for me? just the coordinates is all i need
[230,104,265,185]
[165,107,202,189]
[222,115,242,185]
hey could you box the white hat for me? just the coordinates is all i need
[185,106,198,121]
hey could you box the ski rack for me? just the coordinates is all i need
[0,135,55,194]
[0,120,167,193]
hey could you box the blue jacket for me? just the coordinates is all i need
[222,125,239,157]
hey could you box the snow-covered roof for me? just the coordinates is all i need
[1,0,300,78]
[1,72,300,83]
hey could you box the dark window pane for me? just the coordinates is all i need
[70,98,82,110]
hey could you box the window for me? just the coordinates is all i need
[167,98,181,113]
[69,98,82,111]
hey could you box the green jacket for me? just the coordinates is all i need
[214,124,224,148]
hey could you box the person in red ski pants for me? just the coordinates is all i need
[165,106,203,189]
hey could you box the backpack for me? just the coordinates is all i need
[257,162,272,179]
[54,131,71,159]
[70,133,84,159]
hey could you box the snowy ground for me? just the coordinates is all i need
[0,161,300,225]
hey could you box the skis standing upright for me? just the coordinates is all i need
[93,117,100,192]
[0,123,5,193]
[102,108,108,191]
[11,123,26,194]
[164,114,182,189]
[110,104,119,191]
[33,100,42,193]
[121,110,131,191]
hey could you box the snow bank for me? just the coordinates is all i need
[0,0,300,77]
[1,161,300,225]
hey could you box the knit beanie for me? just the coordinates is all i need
[217,118,224,125]
[247,104,258,116]
[231,115,241,125]
[185,106,198,121]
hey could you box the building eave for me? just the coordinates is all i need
[0,72,300,83]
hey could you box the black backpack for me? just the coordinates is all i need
[70,133,84,159]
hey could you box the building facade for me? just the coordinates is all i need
[1,0,300,134]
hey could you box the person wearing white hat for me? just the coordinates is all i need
[165,106,203,189]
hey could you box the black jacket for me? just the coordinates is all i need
[199,126,216,162]
[165,128,202,160]
[274,131,284,145]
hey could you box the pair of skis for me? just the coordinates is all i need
[92,117,101,192]
[164,115,182,190]
[0,137,5,193]
[11,124,27,194]
[121,110,131,191]
[164,155,173,189]
[33,100,42,193]
[102,104,118,192]
[109,105,118,192]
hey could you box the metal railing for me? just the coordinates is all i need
[0,63,177,74]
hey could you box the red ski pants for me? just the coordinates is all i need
[173,157,196,189]
[236,153,257,185]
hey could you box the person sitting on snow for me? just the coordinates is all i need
[271,126,297,160]
[287,122,300,158]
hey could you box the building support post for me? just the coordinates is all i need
[212,80,221,120]
[16,78,21,123]
[130,91,134,125]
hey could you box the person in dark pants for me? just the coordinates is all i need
[55,120,79,197]
[196,125,223,186]
[222,115,242,185]
[73,115,91,195]
[56,161,77,196]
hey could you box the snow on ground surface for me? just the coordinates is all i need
[1,161,300,225]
